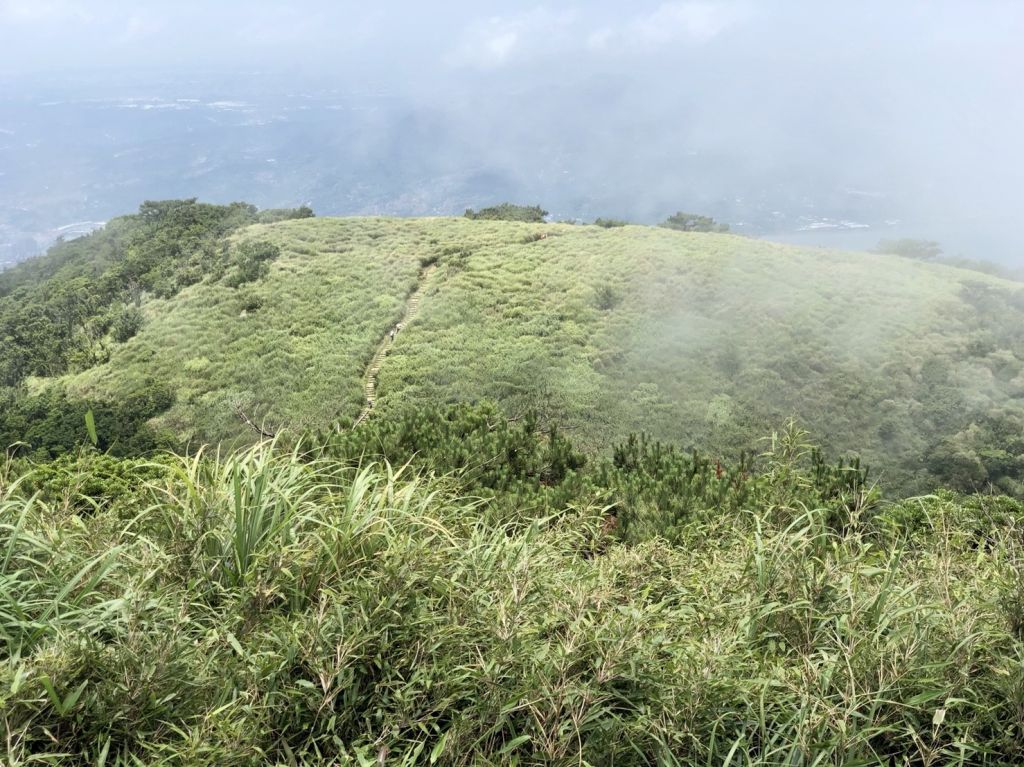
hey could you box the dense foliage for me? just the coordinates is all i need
[314,403,873,544]
[0,383,177,460]
[0,200,310,456]
[0,199,306,387]
[660,211,729,232]
[464,203,549,222]
[2,410,1023,764]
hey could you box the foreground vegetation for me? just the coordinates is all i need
[2,409,1024,765]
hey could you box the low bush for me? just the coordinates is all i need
[1,421,1022,764]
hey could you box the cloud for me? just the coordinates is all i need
[116,13,166,44]
[446,9,579,69]
[0,0,89,24]
[589,1,751,51]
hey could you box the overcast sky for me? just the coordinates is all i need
[2,1,1022,260]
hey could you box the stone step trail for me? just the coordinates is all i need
[352,265,435,428]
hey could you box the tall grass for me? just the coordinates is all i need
[1,445,1023,764]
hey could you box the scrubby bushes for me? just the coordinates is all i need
[2,421,1024,764]
[661,211,729,232]
[876,238,943,261]
[465,203,548,222]
[256,205,315,223]
[225,240,281,288]
[110,304,144,342]
[0,383,177,459]
[313,404,875,543]
[594,284,621,310]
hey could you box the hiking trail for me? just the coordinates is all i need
[353,264,436,428]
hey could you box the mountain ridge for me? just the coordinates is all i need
[4,210,1014,495]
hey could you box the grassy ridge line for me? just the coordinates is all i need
[376,223,1002,457]
[2,443,1023,764]
[53,216,1024,494]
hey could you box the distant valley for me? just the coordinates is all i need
[0,72,953,268]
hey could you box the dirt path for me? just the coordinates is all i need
[353,265,436,427]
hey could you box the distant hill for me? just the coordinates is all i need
[6,209,1024,494]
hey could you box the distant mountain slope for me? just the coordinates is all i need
[35,216,1024,493]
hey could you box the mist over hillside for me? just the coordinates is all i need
[2,1,1022,267]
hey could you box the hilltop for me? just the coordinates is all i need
[4,203,1024,494]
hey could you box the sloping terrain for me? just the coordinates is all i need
[62,217,430,445]
[39,216,1024,491]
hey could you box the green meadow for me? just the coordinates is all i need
[50,215,1024,495]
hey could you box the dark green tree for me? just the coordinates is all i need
[465,204,548,223]
[661,212,730,233]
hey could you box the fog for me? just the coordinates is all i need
[1,0,1022,264]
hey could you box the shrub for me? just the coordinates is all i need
[465,203,548,223]
[661,211,729,232]
[594,284,621,310]
[226,241,281,288]
[111,304,144,343]
[256,205,315,224]
[238,290,263,313]
[875,238,942,260]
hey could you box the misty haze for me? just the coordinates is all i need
[2,2,1021,266]
[3,2,1024,765]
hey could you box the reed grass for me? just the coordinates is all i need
[2,442,1023,764]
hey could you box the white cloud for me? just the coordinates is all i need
[446,9,579,69]
[629,1,747,44]
[446,2,751,68]
[116,13,166,44]
[587,27,613,50]
[584,1,751,53]
[0,0,89,24]
[485,30,519,63]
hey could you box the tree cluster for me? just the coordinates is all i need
[465,203,548,223]
[660,211,730,232]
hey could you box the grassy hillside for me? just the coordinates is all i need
[64,217,431,445]
[52,215,1024,494]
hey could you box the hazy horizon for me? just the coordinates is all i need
[2,0,1022,265]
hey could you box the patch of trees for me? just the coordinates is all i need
[311,404,873,541]
[256,206,315,224]
[660,211,730,233]
[875,238,1023,281]
[0,382,177,459]
[875,238,943,261]
[593,218,629,228]
[465,203,548,223]
[0,199,290,389]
